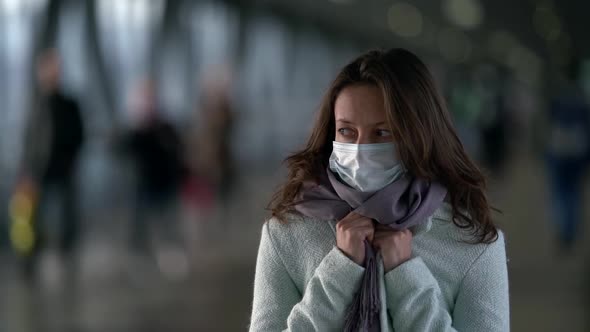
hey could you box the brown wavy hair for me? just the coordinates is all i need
[268,48,498,244]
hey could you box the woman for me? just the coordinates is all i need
[249,48,509,331]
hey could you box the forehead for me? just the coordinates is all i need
[334,84,386,123]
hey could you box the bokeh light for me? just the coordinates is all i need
[442,0,484,30]
[387,2,423,38]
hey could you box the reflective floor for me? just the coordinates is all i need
[0,153,589,332]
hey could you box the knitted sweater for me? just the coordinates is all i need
[249,203,510,331]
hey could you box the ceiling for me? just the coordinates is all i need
[236,0,588,69]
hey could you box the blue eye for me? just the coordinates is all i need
[377,129,392,137]
[338,128,355,137]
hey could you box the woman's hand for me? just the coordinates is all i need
[336,212,375,266]
[372,224,413,272]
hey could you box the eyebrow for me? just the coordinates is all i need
[336,119,388,126]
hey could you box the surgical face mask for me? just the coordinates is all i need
[329,141,405,192]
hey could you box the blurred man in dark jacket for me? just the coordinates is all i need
[20,49,85,276]
[120,80,184,256]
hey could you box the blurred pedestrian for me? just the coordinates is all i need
[183,68,235,219]
[475,64,511,176]
[542,58,590,251]
[447,68,482,160]
[198,69,234,200]
[119,79,184,258]
[17,49,85,278]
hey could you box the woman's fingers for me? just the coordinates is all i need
[357,225,375,242]
[337,212,365,227]
[335,213,375,266]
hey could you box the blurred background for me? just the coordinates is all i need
[0,0,589,331]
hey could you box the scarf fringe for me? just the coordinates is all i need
[344,243,380,332]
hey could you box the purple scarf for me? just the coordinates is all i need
[295,168,447,332]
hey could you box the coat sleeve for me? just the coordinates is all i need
[249,222,366,332]
[384,232,509,331]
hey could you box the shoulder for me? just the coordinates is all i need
[262,214,337,287]
[265,213,335,252]
[421,203,507,267]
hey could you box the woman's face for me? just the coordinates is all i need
[334,84,393,144]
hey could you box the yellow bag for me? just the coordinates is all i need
[9,179,38,256]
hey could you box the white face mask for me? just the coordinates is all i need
[329,141,405,192]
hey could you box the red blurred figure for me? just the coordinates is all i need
[183,68,235,215]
